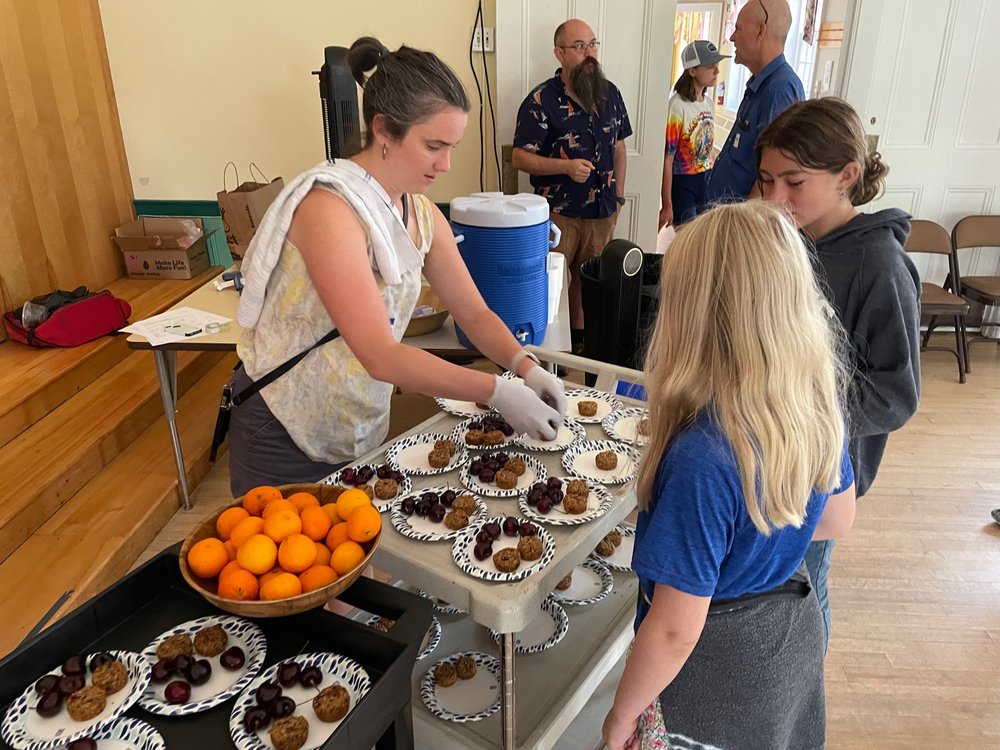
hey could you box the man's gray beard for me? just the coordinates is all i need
[569,58,609,112]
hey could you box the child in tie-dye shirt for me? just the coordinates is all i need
[659,40,729,228]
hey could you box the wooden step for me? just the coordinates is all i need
[0,268,222,448]
[0,347,228,563]
[0,352,238,657]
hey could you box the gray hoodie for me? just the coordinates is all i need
[810,208,921,497]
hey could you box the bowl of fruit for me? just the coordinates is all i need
[403,286,448,338]
[179,483,381,617]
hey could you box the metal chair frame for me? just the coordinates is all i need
[951,215,1000,374]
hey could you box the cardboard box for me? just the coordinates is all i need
[114,218,212,279]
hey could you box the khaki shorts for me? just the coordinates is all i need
[549,212,618,273]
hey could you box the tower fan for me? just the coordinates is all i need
[313,46,360,160]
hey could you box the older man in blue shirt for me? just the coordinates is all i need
[704,0,803,204]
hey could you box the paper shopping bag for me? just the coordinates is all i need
[217,162,283,259]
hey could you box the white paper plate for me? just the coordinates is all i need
[229,652,371,750]
[385,433,469,476]
[550,558,615,606]
[602,407,651,446]
[450,416,517,450]
[460,451,547,498]
[79,717,165,750]
[320,463,412,512]
[434,396,493,418]
[564,388,623,423]
[517,476,614,527]
[2,650,151,750]
[514,418,586,453]
[139,615,267,716]
[365,613,442,661]
[420,652,501,723]
[488,597,569,654]
[561,439,641,485]
[589,524,636,573]
[451,516,555,583]
[390,486,487,542]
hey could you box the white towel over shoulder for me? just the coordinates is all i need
[237,159,419,329]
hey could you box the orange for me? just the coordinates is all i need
[330,540,365,575]
[236,533,278,575]
[260,572,303,601]
[216,506,250,540]
[320,503,341,525]
[259,566,285,587]
[243,485,282,516]
[325,522,350,551]
[278,533,318,574]
[300,506,333,542]
[219,559,243,580]
[299,564,338,593]
[335,489,371,523]
[218,568,259,601]
[263,509,302,544]
[187,537,229,579]
[346,504,381,543]
[223,540,238,561]
[313,541,332,567]
[287,492,320,513]
[230,516,265,548]
[262,498,297,518]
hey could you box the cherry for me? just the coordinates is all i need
[469,460,483,476]
[36,689,62,718]
[340,467,356,484]
[164,680,191,704]
[269,695,296,719]
[67,739,97,750]
[468,421,483,431]
[172,654,192,674]
[476,529,492,544]
[243,705,270,731]
[357,466,375,483]
[376,464,391,479]
[536,498,552,514]
[401,497,416,515]
[255,681,282,706]
[495,452,509,464]
[35,674,59,695]
[58,674,85,696]
[428,504,447,523]
[479,468,495,484]
[519,522,537,537]
[546,477,562,491]
[220,646,246,671]
[441,489,457,506]
[151,660,174,683]
[484,522,502,540]
[415,500,432,517]
[549,490,564,505]
[502,517,520,537]
[61,655,86,676]
[484,459,500,472]
[88,652,114,672]
[531,482,547,494]
[186,659,212,686]
[474,542,494,561]
[421,491,439,505]
[299,665,323,688]
[276,661,301,688]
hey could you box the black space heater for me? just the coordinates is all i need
[314,46,360,160]
[580,240,662,386]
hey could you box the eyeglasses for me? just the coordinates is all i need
[759,0,769,25]
[560,40,600,52]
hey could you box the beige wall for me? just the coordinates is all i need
[99,0,497,202]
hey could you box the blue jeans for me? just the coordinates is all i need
[804,539,835,648]
[671,171,709,225]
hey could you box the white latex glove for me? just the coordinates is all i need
[522,365,567,420]
[487,375,561,440]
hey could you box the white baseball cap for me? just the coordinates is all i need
[681,40,730,70]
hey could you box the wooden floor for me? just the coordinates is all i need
[135,340,1000,749]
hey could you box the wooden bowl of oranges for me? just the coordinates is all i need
[179,483,381,617]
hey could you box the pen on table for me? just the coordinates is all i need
[184,328,203,337]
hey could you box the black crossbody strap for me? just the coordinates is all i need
[231,328,341,407]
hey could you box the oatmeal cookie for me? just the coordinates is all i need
[565,479,589,499]
[494,469,518,490]
[481,430,504,446]
[492,547,521,572]
[313,684,351,722]
[374,478,398,500]
[434,662,458,687]
[452,495,476,515]
[372,616,395,633]
[360,484,374,499]
[193,624,228,657]
[91,660,128,695]
[427,448,451,468]
[637,417,651,437]
[517,535,543,561]
[66,685,107,722]
[606,529,623,547]
[555,572,573,591]
[595,450,618,470]
[270,715,309,750]
[595,538,616,557]
[464,428,484,446]
[444,509,470,530]
[155,633,193,662]
[456,654,477,680]
[503,457,526,476]
[577,400,598,417]
[562,492,588,514]
[434,439,457,456]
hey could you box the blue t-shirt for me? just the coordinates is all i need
[513,70,633,220]
[631,412,853,626]
[704,54,804,203]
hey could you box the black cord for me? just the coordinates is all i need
[478,1,502,189]
[469,3,485,191]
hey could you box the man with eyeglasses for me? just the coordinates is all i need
[703,0,803,205]
[512,18,632,356]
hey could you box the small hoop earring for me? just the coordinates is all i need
[382,143,388,160]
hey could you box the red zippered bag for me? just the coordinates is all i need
[4,290,132,347]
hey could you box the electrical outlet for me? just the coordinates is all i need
[472,26,495,53]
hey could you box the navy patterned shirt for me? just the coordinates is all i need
[513,69,632,220]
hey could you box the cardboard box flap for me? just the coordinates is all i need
[113,217,205,251]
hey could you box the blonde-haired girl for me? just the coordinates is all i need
[603,201,856,750]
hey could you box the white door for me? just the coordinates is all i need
[840,0,1000,284]
[497,0,678,252]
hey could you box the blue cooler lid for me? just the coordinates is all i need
[450,192,550,229]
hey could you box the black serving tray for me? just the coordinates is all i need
[0,544,432,750]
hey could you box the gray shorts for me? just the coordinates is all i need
[227,365,347,497]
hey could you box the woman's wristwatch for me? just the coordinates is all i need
[616,196,626,206]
